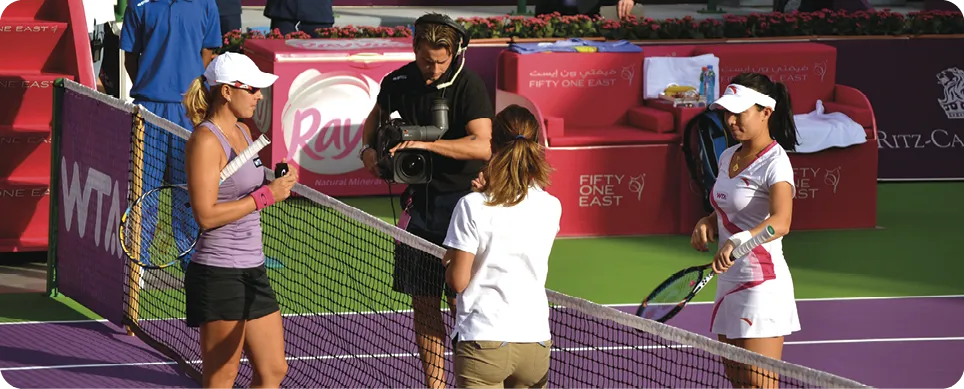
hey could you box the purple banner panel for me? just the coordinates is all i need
[57,86,132,326]
[828,38,964,181]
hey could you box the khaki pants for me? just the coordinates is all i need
[454,340,553,388]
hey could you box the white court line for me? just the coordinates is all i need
[3,294,963,326]
[2,336,963,372]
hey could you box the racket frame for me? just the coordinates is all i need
[635,225,777,323]
[634,263,714,323]
[119,184,198,269]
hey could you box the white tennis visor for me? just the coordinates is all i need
[710,84,777,113]
[204,52,279,89]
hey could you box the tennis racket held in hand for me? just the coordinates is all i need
[634,225,776,323]
[119,134,271,269]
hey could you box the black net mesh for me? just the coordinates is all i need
[52,80,868,389]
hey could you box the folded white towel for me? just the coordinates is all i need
[642,54,720,100]
[793,100,867,153]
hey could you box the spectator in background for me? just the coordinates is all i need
[535,0,642,19]
[83,0,115,92]
[263,0,334,38]
[120,0,222,264]
[217,0,243,37]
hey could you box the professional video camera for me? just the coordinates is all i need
[373,98,449,184]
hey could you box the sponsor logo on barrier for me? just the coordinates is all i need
[282,69,379,176]
[877,129,964,149]
[720,63,827,84]
[60,157,122,258]
[792,166,840,199]
[577,173,645,207]
[527,65,637,89]
[937,67,964,120]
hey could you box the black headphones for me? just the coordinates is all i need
[413,13,470,56]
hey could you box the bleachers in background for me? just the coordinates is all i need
[0,0,96,252]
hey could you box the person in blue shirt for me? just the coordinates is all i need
[120,0,222,265]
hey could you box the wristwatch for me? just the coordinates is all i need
[358,144,373,159]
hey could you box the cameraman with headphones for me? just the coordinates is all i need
[358,13,493,389]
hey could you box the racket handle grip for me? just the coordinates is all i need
[731,225,776,259]
[221,135,271,182]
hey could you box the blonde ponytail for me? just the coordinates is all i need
[183,76,212,127]
[482,105,553,207]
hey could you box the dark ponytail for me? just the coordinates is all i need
[769,81,799,151]
[728,72,800,151]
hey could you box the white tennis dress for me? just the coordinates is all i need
[708,141,801,339]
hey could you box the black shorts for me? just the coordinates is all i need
[392,190,469,299]
[183,262,281,328]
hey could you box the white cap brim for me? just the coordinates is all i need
[238,71,278,89]
[710,83,777,113]
[710,94,757,114]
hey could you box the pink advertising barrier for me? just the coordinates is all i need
[243,38,416,197]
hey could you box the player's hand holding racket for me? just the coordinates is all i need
[268,158,299,202]
[712,239,737,274]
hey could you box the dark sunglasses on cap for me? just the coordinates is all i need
[229,81,261,94]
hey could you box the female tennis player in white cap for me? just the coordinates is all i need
[690,72,800,389]
[182,52,297,388]
[442,104,562,389]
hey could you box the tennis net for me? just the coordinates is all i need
[53,79,870,388]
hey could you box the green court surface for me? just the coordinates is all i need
[1,181,961,324]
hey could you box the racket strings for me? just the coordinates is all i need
[639,270,708,321]
[122,187,199,268]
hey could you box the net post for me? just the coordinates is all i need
[125,105,146,336]
[46,78,66,298]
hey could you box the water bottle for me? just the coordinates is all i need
[697,66,707,98]
[706,65,717,106]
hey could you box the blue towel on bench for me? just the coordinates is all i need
[508,38,642,54]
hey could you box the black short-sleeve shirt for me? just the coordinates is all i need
[376,61,493,196]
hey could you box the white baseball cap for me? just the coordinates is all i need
[203,52,279,89]
[710,83,777,114]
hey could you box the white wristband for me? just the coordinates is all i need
[728,231,753,249]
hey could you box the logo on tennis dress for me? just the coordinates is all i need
[937,67,964,119]
[253,156,263,168]
[741,318,753,326]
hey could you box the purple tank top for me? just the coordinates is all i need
[192,121,265,268]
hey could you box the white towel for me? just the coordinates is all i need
[793,100,867,153]
[642,54,720,100]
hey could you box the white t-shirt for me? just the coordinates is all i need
[710,142,794,283]
[443,186,562,343]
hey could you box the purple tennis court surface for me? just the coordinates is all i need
[1,296,962,388]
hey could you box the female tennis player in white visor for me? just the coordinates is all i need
[690,72,801,389]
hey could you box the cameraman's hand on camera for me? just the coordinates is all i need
[361,148,380,178]
[268,159,298,202]
[389,141,426,155]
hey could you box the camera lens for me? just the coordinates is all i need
[399,154,425,177]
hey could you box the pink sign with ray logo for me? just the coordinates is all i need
[243,38,415,196]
